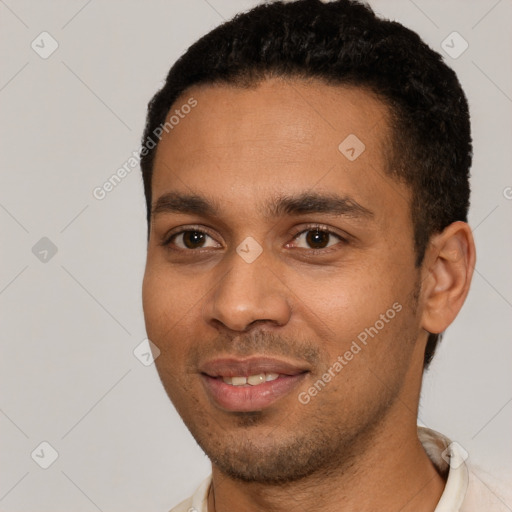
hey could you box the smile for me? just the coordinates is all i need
[199,357,309,411]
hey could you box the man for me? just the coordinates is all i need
[140,0,510,510]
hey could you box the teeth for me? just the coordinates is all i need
[247,374,266,385]
[221,373,280,386]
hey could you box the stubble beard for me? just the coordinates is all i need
[181,375,401,486]
[169,278,422,485]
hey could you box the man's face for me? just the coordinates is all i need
[142,78,426,483]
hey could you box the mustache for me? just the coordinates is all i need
[188,329,321,368]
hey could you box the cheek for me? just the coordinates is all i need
[288,258,419,380]
[291,262,402,335]
[142,264,202,406]
[142,262,200,350]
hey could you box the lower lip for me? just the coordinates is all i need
[201,374,307,412]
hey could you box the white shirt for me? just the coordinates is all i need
[169,427,511,512]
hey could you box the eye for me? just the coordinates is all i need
[161,225,347,253]
[162,228,220,250]
[287,226,346,251]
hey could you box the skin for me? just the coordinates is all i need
[142,77,475,512]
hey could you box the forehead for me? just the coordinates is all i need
[151,78,408,225]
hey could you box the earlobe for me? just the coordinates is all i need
[420,221,476,334]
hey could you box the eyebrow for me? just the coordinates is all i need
[151,191,374,221]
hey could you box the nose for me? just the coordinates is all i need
[202,246,292,332]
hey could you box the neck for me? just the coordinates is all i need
[208,415,446,512]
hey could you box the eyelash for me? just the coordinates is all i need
[160,224,348,255]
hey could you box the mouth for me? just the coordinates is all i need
[220,372,280,386]
[199,357,309,412]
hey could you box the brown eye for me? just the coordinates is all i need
[288,227,346,251]
[180,231,207,249]
[305,229,331,249]
[165,229,220,250]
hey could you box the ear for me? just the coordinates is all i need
[420,221,476,335]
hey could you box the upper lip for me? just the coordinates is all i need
[199,356,310,378]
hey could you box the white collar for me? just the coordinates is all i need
[418,426,469,511]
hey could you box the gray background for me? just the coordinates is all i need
[0,0,511,510]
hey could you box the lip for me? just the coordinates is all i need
[199,356,309,412]
[200,356,309,378]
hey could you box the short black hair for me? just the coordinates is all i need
[140,0,472,369]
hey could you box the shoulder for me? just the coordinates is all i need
[416,426,511,511]
[168,495,194,512]
[168,476,212,512]
[463,465,512,511]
